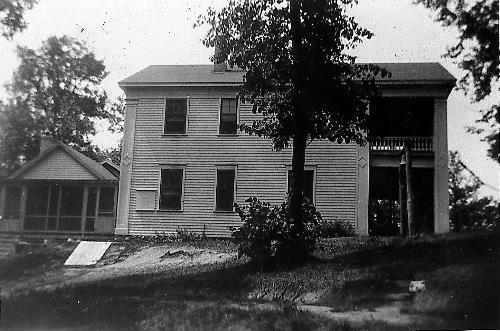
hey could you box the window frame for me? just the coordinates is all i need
[217,98,239,136]
[162,98,189,135]
[213,165,237,212]
[158,165,186,211]
[286,166,317,204]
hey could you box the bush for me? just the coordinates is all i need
[232,197,322,264]
[318,219,355,238]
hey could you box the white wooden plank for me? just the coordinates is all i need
[64,241,112,266]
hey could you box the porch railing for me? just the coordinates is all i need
[368,136,433,151]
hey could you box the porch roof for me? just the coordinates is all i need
[5,141,119,182]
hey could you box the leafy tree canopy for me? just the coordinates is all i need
[197,0,387,238]
[0,35,122,177]
[0,0,36,39]
[198,0,386,150]
[448,150,499,231]
[415,0,499,162]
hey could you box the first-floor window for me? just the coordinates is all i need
[160,168,184,210]
[215,167,236,211]
[287,169,315,203]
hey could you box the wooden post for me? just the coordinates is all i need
[405,140,415,237]
[399,150,408,237]
[81,186,88,235]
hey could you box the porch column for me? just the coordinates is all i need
[19,185,27,230]
[0,186,5,217]
[115,98,138,235]
[356,144,369,235]
[81,186,89,234]
[433,97,450,233]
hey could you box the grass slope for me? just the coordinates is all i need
[0,232,498,330]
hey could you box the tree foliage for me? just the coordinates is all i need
[448,150,499,231]
[197,0,386,241]
[415,0,499,162]
[0,35,122,177]
[0,0,36,39]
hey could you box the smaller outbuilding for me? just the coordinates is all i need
[0,137,119,235]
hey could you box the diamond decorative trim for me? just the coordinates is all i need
[122,154,131,167]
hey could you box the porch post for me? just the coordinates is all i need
[81,186,88,234]
[433,97,450,233]
[115,98,138,235]
[356,144,369,235]
[0,186,5,217]
[19,185,27,230]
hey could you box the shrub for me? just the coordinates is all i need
[232,197,322,264]
[318,219,355,238]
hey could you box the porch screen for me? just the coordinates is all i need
[59,186,83,231]
[98,187,115,217]
[160,169,183,210]
[287,170,315,203]
[4,186,21,219]
[24,186,50,231]
[85,187,98,232]
[215,169,236,211]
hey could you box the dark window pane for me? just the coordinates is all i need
[49,186,60,216]
[87,187,97,218]
[59,217,81,232]
[219,99,238,134]
[216,169,235,211]
[288,170,315,203]
[164,99,187,134]
[26,186,49,215]
[159,169,183,210]
[24,216,46,231]
[60,186,83,216]
[4,186,21,219]
[98,187,115,217]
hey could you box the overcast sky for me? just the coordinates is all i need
[0,0,498,196]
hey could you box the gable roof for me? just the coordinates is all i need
[119,62,455,87]
[8,141,118,181]
[101,159,120,178]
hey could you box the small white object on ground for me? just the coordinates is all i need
[409,280,426,293]
[64,241,112,266]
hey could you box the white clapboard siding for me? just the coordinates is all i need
[128,98,358,236]
[20,149,97,180]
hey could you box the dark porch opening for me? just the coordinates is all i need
[369,166,434,236]
[19,184,116,234]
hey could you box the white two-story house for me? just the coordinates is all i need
[116,62,455,237]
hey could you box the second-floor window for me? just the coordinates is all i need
[164,99,187,134]
[219,98,238,134]
[159,168,184,210]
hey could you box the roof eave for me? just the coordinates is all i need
[119,82,242,88]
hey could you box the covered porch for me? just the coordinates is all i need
[0,180,117,235]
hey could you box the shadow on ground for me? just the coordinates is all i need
[1,232,499,330]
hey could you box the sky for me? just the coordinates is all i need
[0,0,498,197]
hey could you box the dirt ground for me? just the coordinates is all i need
[0,232,499,330]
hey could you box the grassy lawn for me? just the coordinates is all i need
[0,232,498,330]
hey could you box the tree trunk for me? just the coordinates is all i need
[288,0,306,227]
[405,141,415,236]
